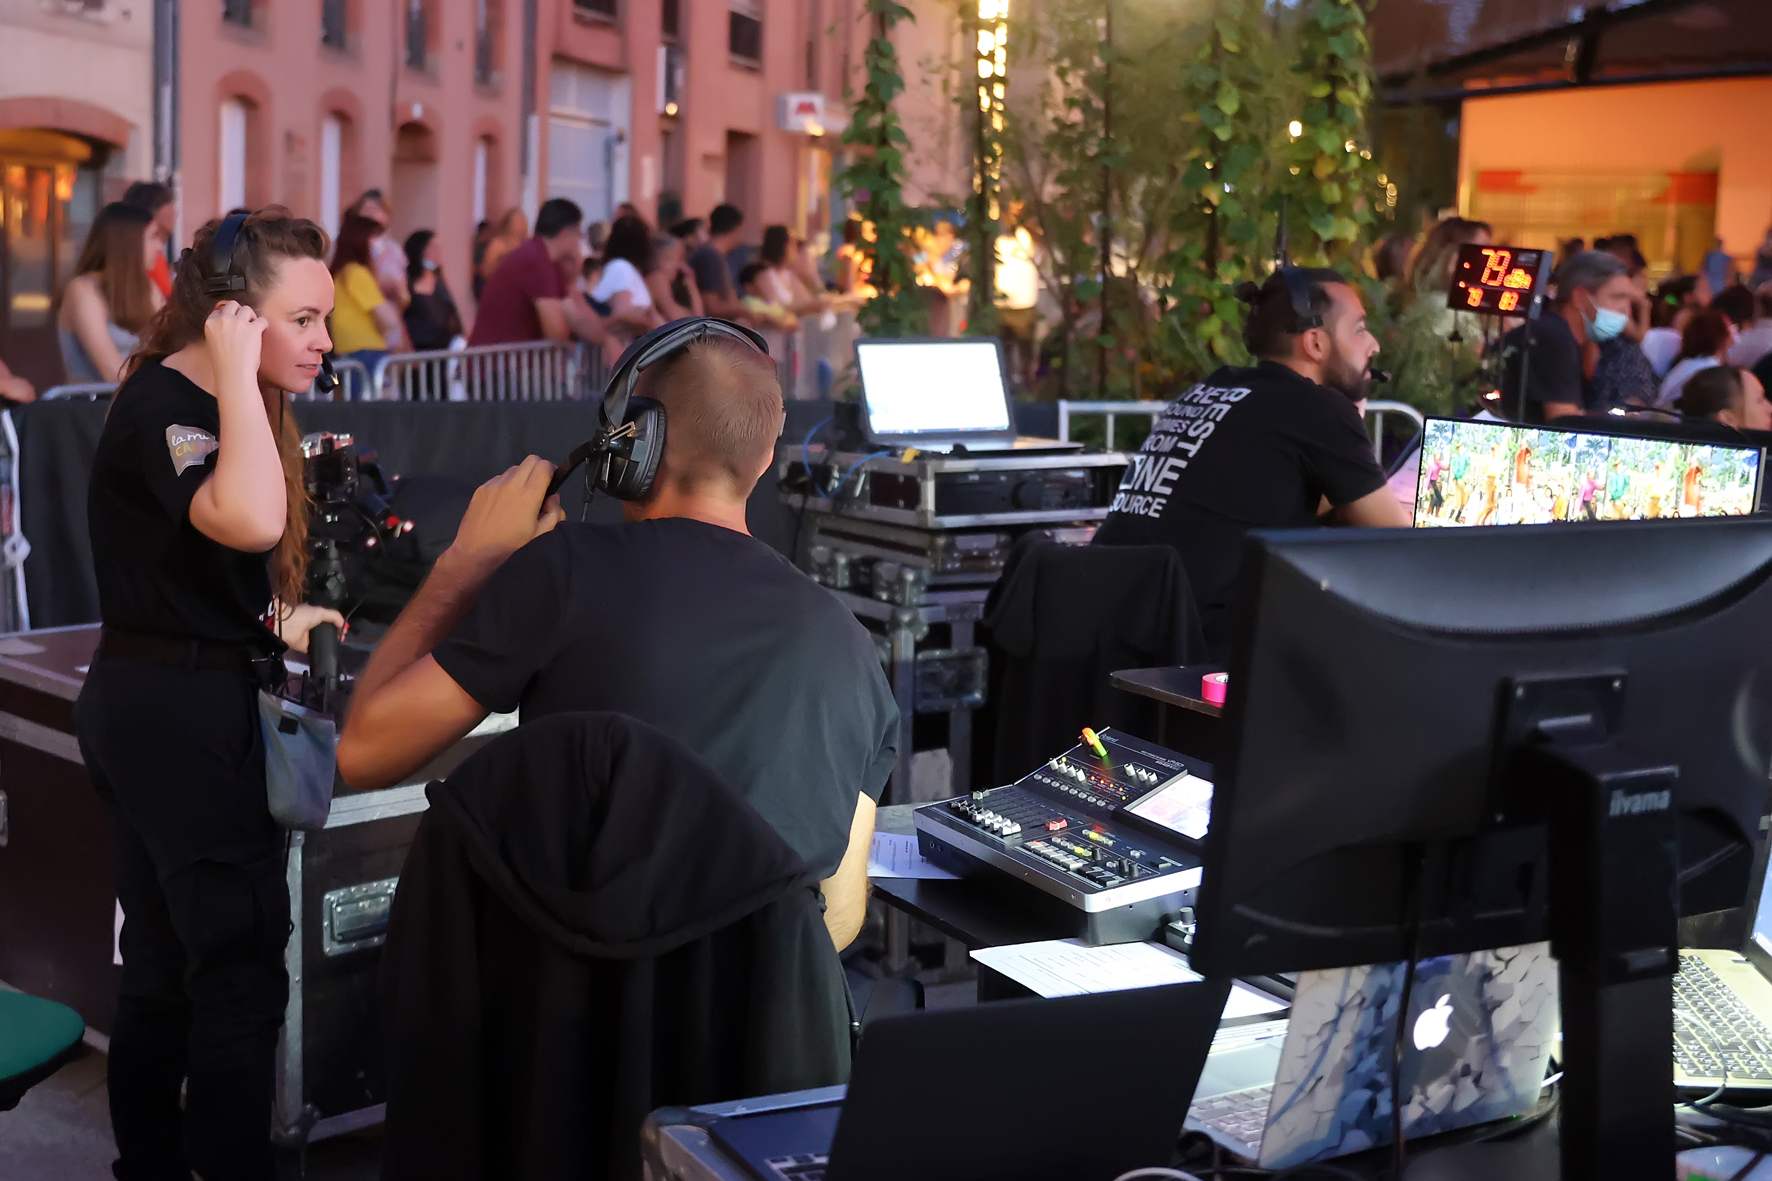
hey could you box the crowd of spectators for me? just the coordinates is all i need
[1375,217,1772,433]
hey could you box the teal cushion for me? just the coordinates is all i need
[0,990,85,1081]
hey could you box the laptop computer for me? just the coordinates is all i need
[709,978,1231,1181]
[1186,942,1558,1169]
[853,337,1080,453]
[1676,847,1772,1089]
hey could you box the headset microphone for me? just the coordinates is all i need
[1369,368,1391,384]
[314,356,339,396]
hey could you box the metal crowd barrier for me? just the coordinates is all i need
[1057,397,1426,456]
[40,383,118,401]
[369,340,609,402]
[40,360,371,403]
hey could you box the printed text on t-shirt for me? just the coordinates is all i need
[1107,382,1251,518]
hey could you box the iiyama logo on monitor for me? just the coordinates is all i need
[1609,788,1672,817]
[1412,994,1455,1051]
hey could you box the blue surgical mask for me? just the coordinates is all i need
[423,259,439,272]
[1584,306,1629,342]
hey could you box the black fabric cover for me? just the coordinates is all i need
[15,399,874,628]
[379,711,852,1181]
[984,538,1205,783]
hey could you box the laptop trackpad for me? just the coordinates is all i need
[1195,1041,1285,1099]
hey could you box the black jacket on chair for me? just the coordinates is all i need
[379,712,852,1181]
[984,540,1205,783]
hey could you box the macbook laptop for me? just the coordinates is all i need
[853,337,1080,453]
[1676,848,1772,1089]
[1186,943,1558,1169]
[710,978,1230,1181]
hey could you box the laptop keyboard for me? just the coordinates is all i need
[763,1154,829,1181]
[1189,1085,1272,1146]
[1675,954,1772,1081]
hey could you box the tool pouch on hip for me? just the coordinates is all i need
[258,690,337,831]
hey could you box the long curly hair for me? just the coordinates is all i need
[125,206,330,604]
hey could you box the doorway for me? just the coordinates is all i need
[0,130,98,389]
[390,122,440,242]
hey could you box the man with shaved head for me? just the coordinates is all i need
[339,332,897,950]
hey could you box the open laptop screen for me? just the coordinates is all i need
[1752,855,1772,958]
[856,339,1013,439]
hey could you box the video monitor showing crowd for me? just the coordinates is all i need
[1413,417,1762,528]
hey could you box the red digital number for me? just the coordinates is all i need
[1467,287,1485,308]
[1498,291,1520,312]
[1479,247,1513,288]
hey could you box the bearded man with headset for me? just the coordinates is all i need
[337,320,896,948]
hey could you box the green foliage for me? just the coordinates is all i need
[1001,0,1388,400]
[836,0,927,338]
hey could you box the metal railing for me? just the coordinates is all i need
[40,359,371,403]
[41,382,119,401]
[370,340,608,402]
[1057,397,1427,456]
[1056,400,1163,449]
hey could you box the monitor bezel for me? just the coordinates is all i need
[1410,414,1765,526]
[854,336,1018,446]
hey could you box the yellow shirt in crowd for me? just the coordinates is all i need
[330,263,387,355]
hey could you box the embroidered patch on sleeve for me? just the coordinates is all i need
[166,425,219,476]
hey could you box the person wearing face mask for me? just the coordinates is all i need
[74,207,347,1181]
[1092,268,1409,659]
[1500,250,1637,423]
[401,229,463,351]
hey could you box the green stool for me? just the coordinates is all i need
[0,989,86,1111]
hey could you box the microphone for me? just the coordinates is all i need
[314,356,340,396]
[1368,367,1391,384]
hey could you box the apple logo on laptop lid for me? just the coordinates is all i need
[1413,995,1454,1051]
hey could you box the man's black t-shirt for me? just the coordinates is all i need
[1091,361,1386,654]
[1501,311,1585,424]
[87,358,281,649]
[432,519,899,878]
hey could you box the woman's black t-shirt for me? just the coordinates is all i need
[88,358,283,650]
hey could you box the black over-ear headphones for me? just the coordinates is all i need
[546,316,772,503]
[1278,266,1323,333]
[205,212,339,396]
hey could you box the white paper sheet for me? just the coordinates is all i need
[866,831,960,880]
[971,938,1288,1020]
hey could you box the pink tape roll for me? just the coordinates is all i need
[1201,672,1229,706]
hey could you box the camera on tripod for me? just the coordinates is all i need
[300,432,413,704]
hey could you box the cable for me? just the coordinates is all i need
[1113,1170,1205,1181]
[832,449,891,503]
[1390,847,1428,1181]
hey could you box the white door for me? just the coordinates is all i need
[472,138,489,224]
[547,60,631,223]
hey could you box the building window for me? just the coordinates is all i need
[404,0,431,70]
[662,0,680,39]
[475,0,502,86]
[321,0,348,48]
[548,60,632,224]
[222,0,253,26]
[319,116,343,235]
[219,99,249,212]
[728,0,761,64]
[574,0,616,20]
[473,138,490,225]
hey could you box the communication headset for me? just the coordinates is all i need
[546,316,771,503]
[1272,265,1388,387]
[1277,266,1324,333]
[204,212,339,396]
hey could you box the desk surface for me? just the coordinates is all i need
[1110,664,1225,717]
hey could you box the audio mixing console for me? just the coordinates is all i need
[915,728,1213,944]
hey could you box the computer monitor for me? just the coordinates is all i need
[1190,518,1772,1176]
[854,338,1015,446]
[1412,416,1762,527]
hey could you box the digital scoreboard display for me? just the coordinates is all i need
[1447,244,1553,316]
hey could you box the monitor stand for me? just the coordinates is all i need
[1504,675,1679,1181]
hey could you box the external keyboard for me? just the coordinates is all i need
[1189,1084,1273,1147]
[1675,954,1772,1082]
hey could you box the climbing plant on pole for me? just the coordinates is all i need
[1280,0,1384,265]
[836,0,927,338]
